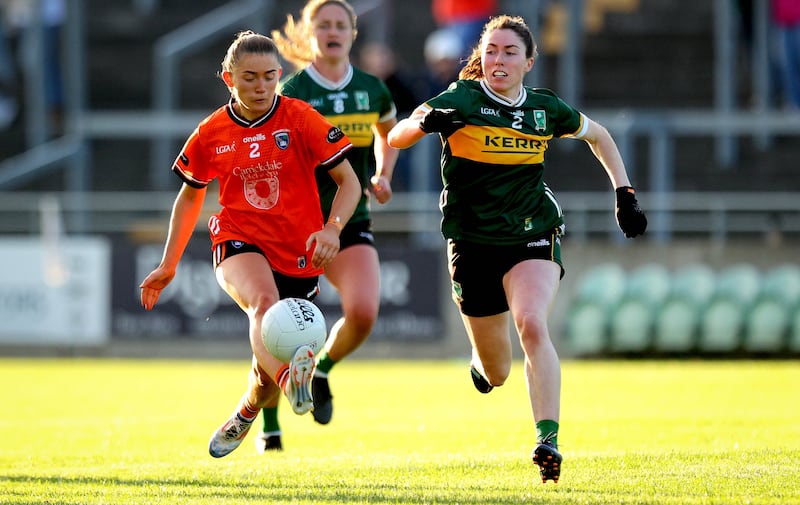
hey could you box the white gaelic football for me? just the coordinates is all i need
[261,298,327,363]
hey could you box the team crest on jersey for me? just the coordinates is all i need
[354,91,370,110]
[244,175,279,209]
[273,129,290,150]
[534,110,547,132]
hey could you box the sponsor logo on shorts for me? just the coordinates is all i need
[527,238,551,248]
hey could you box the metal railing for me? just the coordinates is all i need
[1,191,797,246]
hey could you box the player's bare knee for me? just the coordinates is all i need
[516,312,550,349]
[251,294,281,323]
[483,365,510,386]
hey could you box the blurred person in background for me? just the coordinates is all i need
[2,0,65,134]
[432,0,498,58]
[359,40,419,191]
[359,41,419,118]
[772,0,800,108]
[387,15,647,483]
[414,28,464,101]
[0,12,17,129]
[139,31,360,459]
[259,0,399,451]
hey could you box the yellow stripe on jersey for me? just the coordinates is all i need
[449,125,552,165]
[326,112,379,147]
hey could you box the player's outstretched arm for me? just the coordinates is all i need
[140,184,207,310]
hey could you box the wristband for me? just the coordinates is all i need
[326,215,344,232]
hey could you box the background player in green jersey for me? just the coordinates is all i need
[254,0,398,451]
[388,15,647,483]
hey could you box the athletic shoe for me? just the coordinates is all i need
[255,431,283,453]
[311,374,333,425]
[470,365,494,394]
[285,345,315,415]
[531,434,562,483]
[208,412,254,458]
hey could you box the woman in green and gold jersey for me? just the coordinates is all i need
[389,14,647,484]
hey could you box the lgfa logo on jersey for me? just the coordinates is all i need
[273,129,290,150]
[215,141,236,155]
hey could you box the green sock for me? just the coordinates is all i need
[261,407,280,433]
[535,419,559,448]
[315,351,337,375]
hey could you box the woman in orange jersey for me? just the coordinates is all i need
[251,0,399,451]
[139,31,361,459]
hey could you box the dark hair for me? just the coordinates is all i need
[220,31,279,76]
[459,15,538,81]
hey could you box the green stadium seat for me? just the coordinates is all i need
[653,299,697,352]
[713,263,762,307]
[698,299,744,352]
[669,264,716,306]
[760,264,800,305]
[624,263,671,306]
[608,298,653,352]
[653,264,716,353]
[696,264,762,353]
[607,264,670,353]
[744,298,789,352]
[565,302,608,356]
[574,263,626,308]
[565,263,627,355]
[789,309,800,353]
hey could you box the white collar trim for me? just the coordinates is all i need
[305,63,354,90]
[480,80,526,107]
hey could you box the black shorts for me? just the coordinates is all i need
[339,219,375,250]
[213,240,319,301]
[447,230,565,317]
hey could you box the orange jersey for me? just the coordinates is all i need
[173,96,352,277]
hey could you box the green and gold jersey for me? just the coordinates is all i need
[424,79,587,244]
[279,65,396,223]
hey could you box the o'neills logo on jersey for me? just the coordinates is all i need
[327,127,345,143]
[242,133,267,143]
[273,129,290,150]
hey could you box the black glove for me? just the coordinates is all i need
[419,108,466,137]
[615,186,647,238]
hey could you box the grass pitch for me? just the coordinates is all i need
[1,358,798,504]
